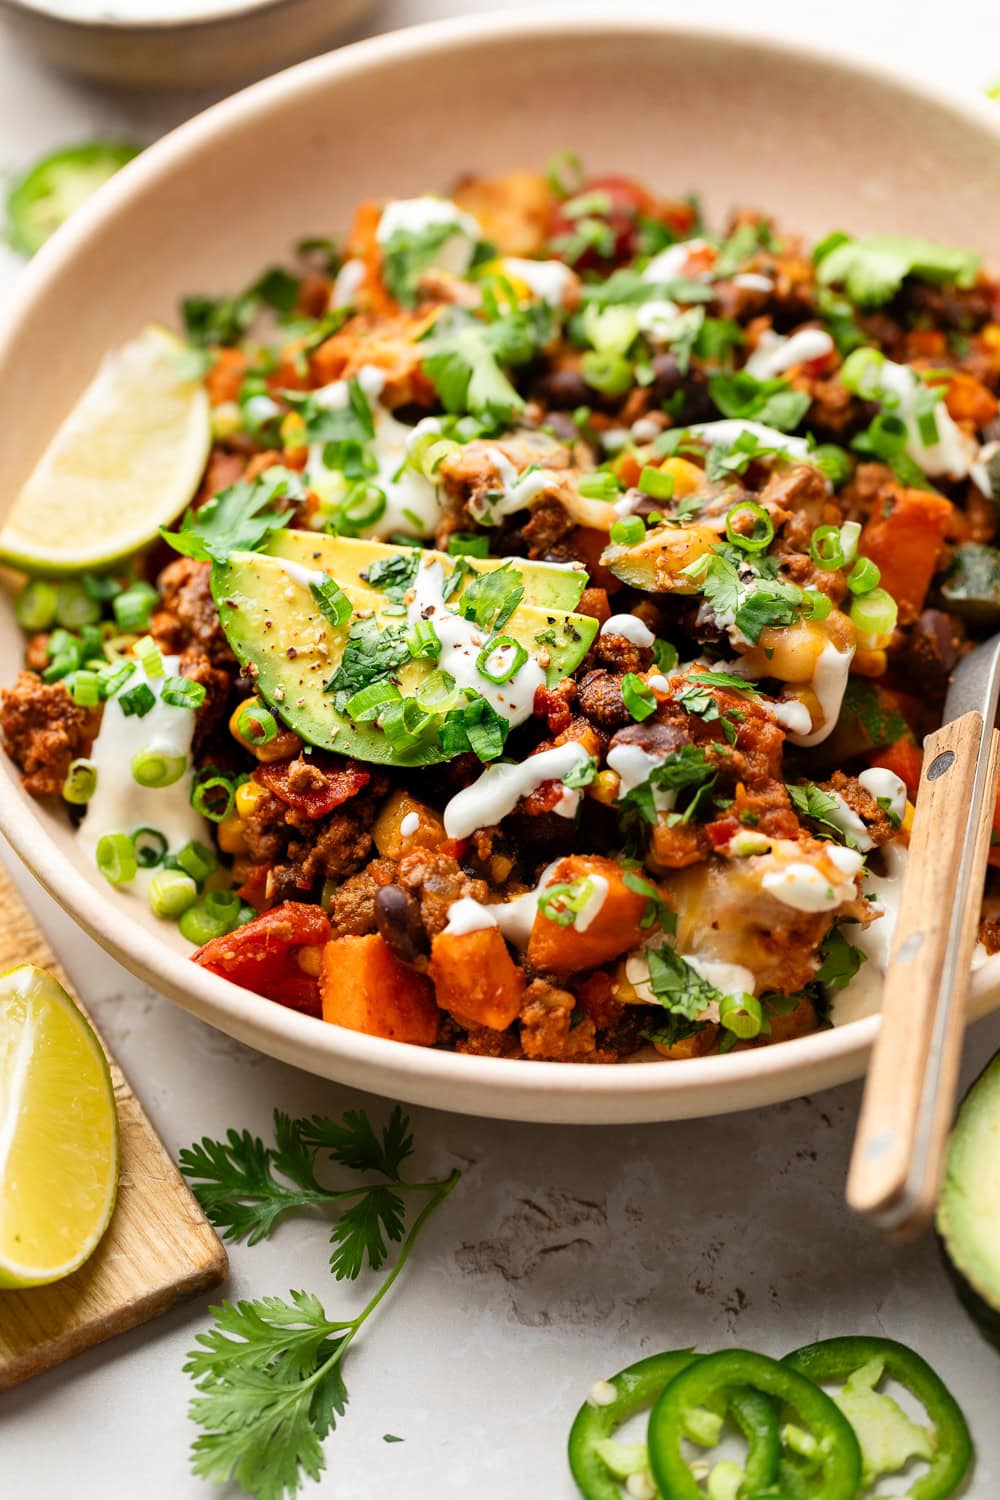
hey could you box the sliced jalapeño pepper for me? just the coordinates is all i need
[648,1349,861,1500]
[6,142,141,256]
[568,1349,699,1499]
[784,1336,973,1500]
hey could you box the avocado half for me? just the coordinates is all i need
[211,534,597,766]
[937,1049,1000,1349]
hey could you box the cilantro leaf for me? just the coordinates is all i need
[161,468,298,564]
[815,927,866,991]
[297,1105,414,1178]
[363,551,420,603]
[620,744,717,826]
[787,780,865,849]
[420,305,551,423]
[708,370,811,432]
[562,754,598,789]
[816,234,980,308]
[329,1187,406,1280]
[325,617,411,712]
[645,944,721,1019]
[182,290,258,348]
[178,1126,325,1246]
[382,222,469,307]
[684,546,804,644]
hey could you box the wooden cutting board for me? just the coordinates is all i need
[0,859,228,1390]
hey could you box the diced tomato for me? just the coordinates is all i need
[520,778,568,817]
[801,350,837,378]
[236,862,272,911]
[193,901,332,1017]
[533,682,574,735]
[439,838,470,860]
[706,817,740,850]
[257,755,371,820]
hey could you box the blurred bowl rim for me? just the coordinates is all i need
[0,0,334,32]
[3,7,1000,1122]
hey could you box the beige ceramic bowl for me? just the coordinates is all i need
[0,0,377,89]
[3,11,1000,1123]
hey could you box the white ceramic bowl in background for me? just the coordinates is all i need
[0,0,378,89]
[3,11,1000,1123]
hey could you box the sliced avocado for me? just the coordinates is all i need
[937,1050,1000,1349]
[266,530,588,612]
[937,542,1000,629]
[212,549,597,766]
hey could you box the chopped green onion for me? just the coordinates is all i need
[638,465,675,501]
[191,773,235,822]
[847,556,881,596]
[177,839,218,883]
[581,349,632,397]
[850,587,898,639]
[406,619,442,660]
[15,579,58,631]
[578,471,622,501]
[419,438,461,479]
[811,444,852,487]
[62,757,97,805]
[839,520,862,565]
[802,587,833,622]
[149,870,198,920]
[725,500,774,553]
[55,579,101,630]
[237,703,278,744]
[132,827,168,868]
[719,992,763,1040]
[118,682,156,718]
[809,524,845,571]
[161,676,207,710]
[179,891,242,945]
[83,572,124,602]
[131,749,188,788]
[381,696,435,753]
[622,672,657,722]
[113,582,158,633]
[310,577,352,628]
[96,832,137,886]
[610,515,646,546]
[133,635,164,678]
[653,639,679,672]
[345,680,401,722]
[69,670,101,707]
[337,481,387,533]
[447,533,490,558]
[476,635,528,684]
[415,669,460,713]
[102,659,136,698]
[839,346,885,399]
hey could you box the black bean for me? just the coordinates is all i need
[374,885,428,965]
[530,368,591,409]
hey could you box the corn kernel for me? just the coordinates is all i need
[235,779,266,819]
[902,799,916,837]
[211,401,242,442]
[297,944,324,977]
[588,770,621,806]
[217,813,248,855]
[852,647,888,678]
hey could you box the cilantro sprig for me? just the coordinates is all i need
[420,304,552,424]
[815,233,980,308]
[162,468,300,564]
[180,1107,460,1500]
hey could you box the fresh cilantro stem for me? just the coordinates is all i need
[182,1109,461,1500]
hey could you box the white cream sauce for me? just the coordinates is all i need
[686,419,816,465]
[762,845,863,913]
[408,556,544,739]
[442,860,564,948]
[787,642,855,749]
[501,258,576,307]
[306,365,443,539]
[770,698,814,736]
[825,791,875,853]
[442,741,590,839]
[744,328,835,381]
[731,272,775,292]
[606,742,676,811]
[872,357,978,481]
[642,239,713,283]
[375,196,480,278]
[831,841,906,1022]
[399,811,420,838]
[600,613,655,648]
[858,767,907,824]
[79,654,206,901]
[330,257,366,309]
[634,298,682,342]
[471,449,556,521]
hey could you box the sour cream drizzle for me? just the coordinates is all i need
[442,741,590,839]
[600,613,655,647]
[307,366,443,540]
[874,357,978,482]
[375,196,481,277]
[443,860,569,948]
[824,791,874,853]
[762,845,864,913]
[407,557,544,732]
[686,419,816,465]
[744,328,835,380]
[78,654,206,899]
[474,449,556,520]
[501,258,577,307]
[786,642,855,749]
[858,767,907,823]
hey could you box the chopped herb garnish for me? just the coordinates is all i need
[364,551,420,603]
[816,233,980,308]
[814,927,866,990]
[161,468,299,564]
[325,617,411,712]
[708,370,811,433]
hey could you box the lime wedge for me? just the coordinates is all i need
[0,324,211,574]
[0,964,119,1288]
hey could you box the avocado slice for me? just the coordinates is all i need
[265,530,588,613]
[937,542,1000,629]
[212,549,597,765]
[937,1049,1000,1349]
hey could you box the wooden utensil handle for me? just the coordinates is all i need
[846,714,1000,1236]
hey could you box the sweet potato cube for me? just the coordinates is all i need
[321,934,438,1046]
[429,926,525,1031]
[527,854,650,975]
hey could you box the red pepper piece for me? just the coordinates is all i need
[257,755,370,821]
[192,901,331,1017]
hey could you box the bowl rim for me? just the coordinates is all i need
[0,0,326,34]
[4,6,1000,1116]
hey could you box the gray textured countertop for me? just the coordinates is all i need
[2,2,1000,1494]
